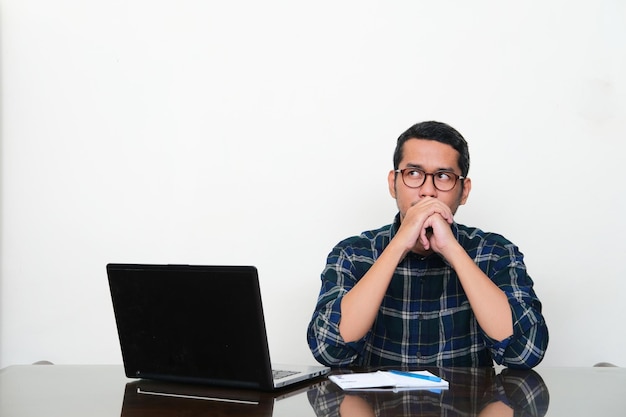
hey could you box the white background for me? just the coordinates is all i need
[1,0,625,369]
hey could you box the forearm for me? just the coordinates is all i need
[339,240,407,342]
[444,244,514,341]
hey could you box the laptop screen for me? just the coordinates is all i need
[107,264,274,389]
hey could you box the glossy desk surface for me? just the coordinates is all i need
[1,364,624,417]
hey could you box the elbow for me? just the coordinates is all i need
[502,323,549,369]
[338,325,361,344]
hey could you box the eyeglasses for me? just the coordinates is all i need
[394,168,465,191]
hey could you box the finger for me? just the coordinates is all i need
[420,227,430,249]
[420,218,433,249]
[413,198,454,223]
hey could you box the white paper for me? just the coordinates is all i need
[329,370,449,391]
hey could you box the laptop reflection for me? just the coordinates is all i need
[120,377,326,417]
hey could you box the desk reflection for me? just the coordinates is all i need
[119,368,548,417]
[120,377,325,417]
[308,368,550,417]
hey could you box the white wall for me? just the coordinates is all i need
[1,0,625,369]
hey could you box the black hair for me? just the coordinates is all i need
[393,121,470,177]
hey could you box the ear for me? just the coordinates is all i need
[459,177,472,205]
[388,170,397,199]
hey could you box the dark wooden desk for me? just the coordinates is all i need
[1,364,624,416]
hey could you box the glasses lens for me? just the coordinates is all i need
[433,171,458,191]
[402,169,426,188]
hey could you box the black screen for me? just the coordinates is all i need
[107,264,273,389]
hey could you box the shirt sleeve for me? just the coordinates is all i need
[479,243,549,369]
[307,245,368,366]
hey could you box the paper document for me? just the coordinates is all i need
[329,370,449,391]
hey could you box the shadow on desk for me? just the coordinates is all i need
[118,368,549,417]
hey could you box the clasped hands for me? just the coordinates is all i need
[396,197,458,257]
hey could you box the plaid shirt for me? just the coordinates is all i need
[307,214,548,369]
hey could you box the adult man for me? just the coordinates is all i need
[307,121,548,368]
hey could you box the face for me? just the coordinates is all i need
[388,138,471,221]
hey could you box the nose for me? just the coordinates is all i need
[419,173,438,197]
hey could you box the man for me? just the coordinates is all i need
[307,121,548,369]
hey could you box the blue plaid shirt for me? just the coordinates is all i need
[307,215,548,369]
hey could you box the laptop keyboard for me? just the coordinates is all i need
[272,369,300,380]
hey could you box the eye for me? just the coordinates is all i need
[406,169,424,178]
[435,171,453,181]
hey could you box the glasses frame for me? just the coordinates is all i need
[394,168,465,191]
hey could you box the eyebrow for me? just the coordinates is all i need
[403,163,457,172]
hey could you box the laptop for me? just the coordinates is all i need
[106,263,330,391]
